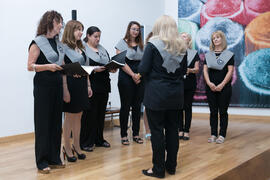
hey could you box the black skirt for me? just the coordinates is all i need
[63,76,89,113]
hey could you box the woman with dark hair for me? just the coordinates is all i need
[204,30,234,144]
[139,15,187,178]
[80,26,116,151]
[62,20,92,162]
[115,21,144,145]
[27,10,65,174]
[178,32,199,141]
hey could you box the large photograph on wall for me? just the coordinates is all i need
[178,0,270,107]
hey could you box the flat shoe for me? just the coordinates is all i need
[121,139,129,145]
[37,167,50,174]
[96,140,110,148]
[133,137,143,144]
[82,145,94,152]
[142,169,165,178]
[165,168,175,175]
[183,136,190,141]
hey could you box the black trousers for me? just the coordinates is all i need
[118,71,144,138]
[80,93,108,148]
[146,108,180,176]
[179,89,195,133]
[206,85,232,138]
[33,74,63,170]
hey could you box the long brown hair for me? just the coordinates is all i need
[123,21,144,50]
[61,20,84,50]
[36,10,63,36]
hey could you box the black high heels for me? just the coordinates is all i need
[63,146,77,162]
[72,145,86,160]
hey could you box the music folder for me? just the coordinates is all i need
[61,62,96,76]
[104,50,127,70]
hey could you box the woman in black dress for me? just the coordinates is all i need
[27,10,65,174]
[62,20,92,162]
[139,15,187,178]
[203,30,234,144]
[80,26,116,151]
[115,21,144,145]
[179,32,199,140]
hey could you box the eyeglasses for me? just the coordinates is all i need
[130,28,140,32]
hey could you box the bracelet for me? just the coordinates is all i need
[32,64,36,72]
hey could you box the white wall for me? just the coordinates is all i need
[164,0,270,116]
[0,0,164,138]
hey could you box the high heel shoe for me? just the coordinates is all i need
[72,145,86,160]
[63,146,77,162]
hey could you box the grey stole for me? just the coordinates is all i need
[84,42,110,65]
[63,45,86,65]
[115,39,144,60]
[34,35,65,65]
[187,49,197,67]
[205,50,234,70]
[149,39,185,73]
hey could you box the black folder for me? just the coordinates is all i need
[61,62,95,76]
[104,50,127,70]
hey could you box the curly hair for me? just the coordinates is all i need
[36,10,63,36]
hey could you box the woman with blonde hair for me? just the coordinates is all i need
[178,32,199,140]
[138,15,187,178]
[203,30,234,144]
[62,20,92,162]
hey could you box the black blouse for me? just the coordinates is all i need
[89,58,111,93]
[204,52,234,87]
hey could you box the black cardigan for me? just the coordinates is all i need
[138,42,187,110]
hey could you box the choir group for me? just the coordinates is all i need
[27,10,234,178]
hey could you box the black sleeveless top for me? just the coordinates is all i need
[29,38,62,87]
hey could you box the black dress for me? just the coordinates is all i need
[63,52,89,113]
[30,38,63,170]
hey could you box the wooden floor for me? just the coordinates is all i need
[0,114,270,180]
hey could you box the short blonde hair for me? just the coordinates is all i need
[151,15,186,55]
[209,30,227,51]
[180,32,192,49]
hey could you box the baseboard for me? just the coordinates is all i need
[0,132,34,144]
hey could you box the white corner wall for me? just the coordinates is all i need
[164,0,270,116]
[0,0,164,138]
